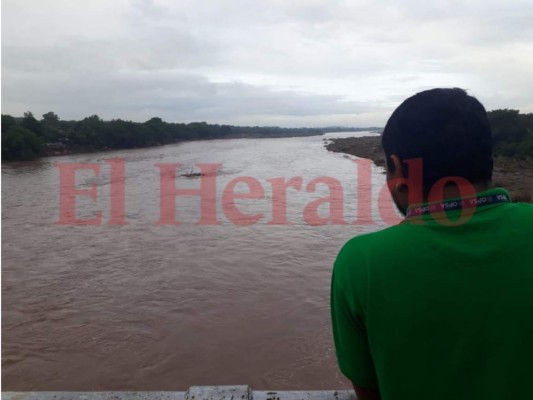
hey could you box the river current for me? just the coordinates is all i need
[2,132,394,390]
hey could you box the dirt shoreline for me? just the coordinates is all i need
[325,136,533,203]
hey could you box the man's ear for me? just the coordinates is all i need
[388,154,404,180]
[386,154,410,216]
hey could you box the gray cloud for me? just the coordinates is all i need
[2,50,370,126]
[2,0,533,126]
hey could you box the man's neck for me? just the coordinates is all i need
[438,181,492,201]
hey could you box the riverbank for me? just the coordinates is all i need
[325,136,533,202]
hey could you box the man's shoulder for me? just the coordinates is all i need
[336,223,410,265]
[343,223,411,246]
[498,201,533,226]
[334,200,533,270]
[508,201,533,214]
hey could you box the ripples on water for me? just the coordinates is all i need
[2,132,395,390]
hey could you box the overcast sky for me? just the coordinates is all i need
[2,0,533,127]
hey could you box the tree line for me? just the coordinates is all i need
[1,110,532,161]
[488,109,533,159]
[1,112,376,161]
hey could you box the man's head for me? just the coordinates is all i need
[382,88,493,214]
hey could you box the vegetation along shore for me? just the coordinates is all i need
[326,109,533,203]
[1,111,379,161]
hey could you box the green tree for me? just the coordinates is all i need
[21,111,43,136]
[1,114,17,134]
[74,115,104,147]
[2,125,43,160]
[488,109,533,159]
[41,111,64,141]
[144,117,169,144]
[42,111,59,125]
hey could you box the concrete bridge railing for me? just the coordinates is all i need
[2,385,357,400]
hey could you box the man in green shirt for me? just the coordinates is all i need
[331,88,533,400]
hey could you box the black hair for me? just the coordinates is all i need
[381,88,493,193]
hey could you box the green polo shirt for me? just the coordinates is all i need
[331,188,533,400]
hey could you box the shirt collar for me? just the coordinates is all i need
[404,187,512,223]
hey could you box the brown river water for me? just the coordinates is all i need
[2,132,392,391]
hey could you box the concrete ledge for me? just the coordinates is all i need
[2,393,183,400]
[254,389,355,400]
[2,386,357,400]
